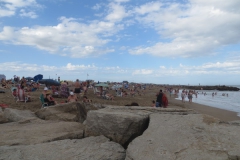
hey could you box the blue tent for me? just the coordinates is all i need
[33,74,43,82]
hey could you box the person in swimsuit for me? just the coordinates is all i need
[67,92,78,102]
[74,79,81,98]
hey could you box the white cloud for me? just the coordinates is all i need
[0,0,40,17]
[1,56,240,83]
[105,3,129,22]
[20,9,38,18]
[113,0,130,3]
[92,3,102,10]
[129,0,240,57]
[134,1,162,15]
[132,69,153,75]
[0,17,123,57]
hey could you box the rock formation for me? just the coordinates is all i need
[126,113,240,160]
[1,103,240,160]
[0,136,126,160]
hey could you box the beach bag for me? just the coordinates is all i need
[162,94,168,108]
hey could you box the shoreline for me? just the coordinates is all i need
[169,96,240,122]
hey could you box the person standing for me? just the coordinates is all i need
[181,90,186,103]
[74,79,81,98]
[156,89,163,107]
[188,91,193,103]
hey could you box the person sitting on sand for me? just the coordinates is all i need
[105,92,114,100]
[12,88,17,97]
[44,91,57,106]
[151,100,156,107]
[82,96,92,103]
[130,89,135,97]
[42,87,49,99]
[67,92,77,102]
[23,87,32,102]
[1,78,8,88]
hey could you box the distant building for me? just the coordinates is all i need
[0,74,6,80]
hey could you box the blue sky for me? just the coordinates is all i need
[0,0,240,85]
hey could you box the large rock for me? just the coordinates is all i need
[85,106,151,147]
[0,136,126,160]
[126,113,240,160]
[3,108,37,122]
[0,118,84,146]
[35,102,97,122]
[0,108,8,123]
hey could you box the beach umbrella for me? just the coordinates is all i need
[25,77,34,82]
[38,79,61,86]
[33,74,43,82]
[95,83,109,87]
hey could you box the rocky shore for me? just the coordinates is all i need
[1,102,240,160]
[182,85,239,91]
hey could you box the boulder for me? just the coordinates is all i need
[0,108,8,123]
[35,102,97,122]
[126,113,240,160]
[3,108,37,122]
[85,106,151,147]
[0,136,126,160]
[0,118,84,146]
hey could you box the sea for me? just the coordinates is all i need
[175,85,240,117]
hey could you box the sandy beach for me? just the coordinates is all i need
[0,84,239,122]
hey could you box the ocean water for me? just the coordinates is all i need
[175,86,240,117]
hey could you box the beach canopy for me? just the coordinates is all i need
[95,83,109,87]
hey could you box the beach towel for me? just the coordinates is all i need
[0,104,8,108]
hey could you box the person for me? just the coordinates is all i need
[105,91,115,100]
[12,88,17,97]
[82,81,88,95]
[181,90,186,103]
[44,91,57,106]
[60,81,69,98]
[99,86,103,96]
[156,89,163,107]
[1,78,8,88]
[188,91,193,103]
[74,79,81,98]
[67,92,78,102]
[82,96,92,103]
[42,87,49,99]
[162,93,168,108]
[20,77,26,89]
[130,89,135,97]
[151,100,156,107]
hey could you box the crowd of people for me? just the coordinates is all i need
[1,76,175,108]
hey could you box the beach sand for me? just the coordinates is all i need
[0,84,239,122]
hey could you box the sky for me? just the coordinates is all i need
[0,0,240,85]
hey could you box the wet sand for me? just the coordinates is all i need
[169,96,240,122]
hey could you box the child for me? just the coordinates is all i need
[151,100,156,107]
